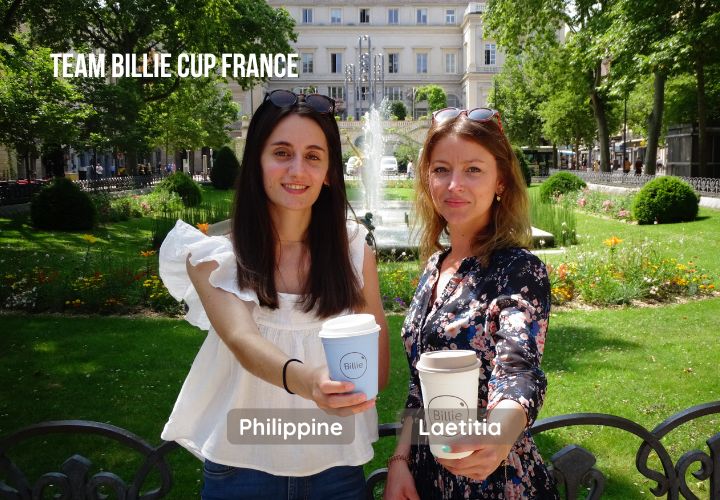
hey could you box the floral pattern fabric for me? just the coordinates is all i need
[401,247,559,499]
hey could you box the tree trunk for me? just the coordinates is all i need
[696,53,708,177]
[590,88,611,172]
[644,69,666,175]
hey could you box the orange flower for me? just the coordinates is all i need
[603,236,623,248]
[140,250,156,257]
[196,223,210,235]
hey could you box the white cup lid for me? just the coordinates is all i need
[319,313,380,338]
[416,350,480,373]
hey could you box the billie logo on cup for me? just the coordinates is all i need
[339,352,367,379]
[427,395,471,437]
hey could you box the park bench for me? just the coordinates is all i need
[1,401,718,499]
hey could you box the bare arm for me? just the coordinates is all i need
[355,244,390,391]
[186,256,375,416]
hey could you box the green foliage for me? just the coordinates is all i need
[377,259,420,312]
[30,177,97,231]
[389,101,407,121]
[90,193,133,223]
[394,143,420,171]
[568,190,636,222]
[512,146,532,187]
[155,172,202,207]
[539,172,587,202]
[632,177,699,224]
[529,189,577,247]
[414,84,447,113]
[210,146,240,190]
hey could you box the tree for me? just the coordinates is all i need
[415,85,447,114]
[390,101,407,121]
[486,0,620,172]
[487,53,544,147]
[0,38,90,178]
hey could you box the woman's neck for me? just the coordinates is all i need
[270,207,311,243]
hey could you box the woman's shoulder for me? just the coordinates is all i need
[490,247,546,274]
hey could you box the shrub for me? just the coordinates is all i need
[31,177,97,230]
[512,146,532,187]
[154,172,202,207]
[632,177,699,224]
[390,101,407,121]
[210,146,240,190]
[539,172,587,202]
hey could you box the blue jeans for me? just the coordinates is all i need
[201,459,366,500]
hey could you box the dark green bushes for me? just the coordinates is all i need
[155,172,202,207]
[632,177,699,224]
[540,172,586,202]
[31,177,97,230]
[210,146,240,190]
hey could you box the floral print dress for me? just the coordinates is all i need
[402,247,559,499]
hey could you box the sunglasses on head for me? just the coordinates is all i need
[264,89,336,114]
[432,107,504,133]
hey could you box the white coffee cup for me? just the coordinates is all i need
[319,314,380,399]
[416,350,480,459]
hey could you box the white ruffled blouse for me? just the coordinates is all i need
[158,219,378,476]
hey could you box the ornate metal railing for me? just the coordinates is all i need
[2,402,719,499]
[75,175,166,193]
[539,169,720,196]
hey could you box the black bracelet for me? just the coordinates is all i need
[282,358,303,395]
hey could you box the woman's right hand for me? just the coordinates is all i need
[308,366,376,416]
[383,461,420,500]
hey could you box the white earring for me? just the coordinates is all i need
[496,194,502,202]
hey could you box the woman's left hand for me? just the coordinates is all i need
[436,442,512,481]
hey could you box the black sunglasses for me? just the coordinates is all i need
[264,89,336,114]
[432,107,504,133]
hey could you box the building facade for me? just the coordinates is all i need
[233,1,506,118]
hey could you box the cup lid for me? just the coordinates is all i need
[319,313,380,338]
[416,350,480,373]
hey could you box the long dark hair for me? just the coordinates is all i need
[231,97,364,318]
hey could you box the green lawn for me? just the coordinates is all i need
[1,301,719,498]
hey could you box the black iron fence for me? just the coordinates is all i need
[2,401,718,499]
[535,169,720,197]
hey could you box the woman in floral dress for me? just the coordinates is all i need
[384,108,559,500]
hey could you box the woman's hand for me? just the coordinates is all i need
[435,442,513,481]
[383,461,420,500]
[306,366,376,417]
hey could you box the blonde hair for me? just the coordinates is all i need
[414,116,531,266]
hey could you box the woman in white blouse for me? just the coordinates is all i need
[159,90,389,499]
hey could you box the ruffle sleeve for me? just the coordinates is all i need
[158,220,259,331]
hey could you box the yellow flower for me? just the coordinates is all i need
[81,234,98,244]
[140,250,156,257]
[196,223,210,235]
[603,236,623,248]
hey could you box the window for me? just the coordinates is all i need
[328,86,344,100]
[388,52,399,74]
[416,53,428,74]
[360,8,370,24]
[358,86,369,101]
[445,53,456,73]
[485,43,496,65]
[445,9,456,24]
[302,8,313,24]
[384,86,403,101]
[301,53,314,73]
[330,53,343,73]
[388,8,398,24]
[330,8,342,24]
[416,8,427,24]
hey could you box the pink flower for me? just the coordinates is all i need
[618,209,630,218]
[578,197,587,207]
[602,199,614,211]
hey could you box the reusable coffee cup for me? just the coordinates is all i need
[416,350,481,459]
[319,313,380,400]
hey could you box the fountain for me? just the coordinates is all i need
[347,102,420,253]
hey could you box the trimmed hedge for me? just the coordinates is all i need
[539,172,586,202]
[30,177,97,230]
[632,177,699,224]
[210,146,240,190]
[155,172,202,207]
[513,146,532,187]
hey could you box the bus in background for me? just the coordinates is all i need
[521,146,554,176]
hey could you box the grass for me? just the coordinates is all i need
[1,302,719,498]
